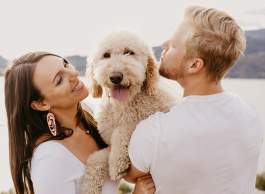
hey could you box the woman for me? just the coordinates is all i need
[5,51,155,194]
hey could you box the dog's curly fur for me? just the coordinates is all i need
[80,31,177,194]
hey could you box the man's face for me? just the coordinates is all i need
[159,22,192,82]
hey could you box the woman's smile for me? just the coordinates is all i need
[72,79,84,93]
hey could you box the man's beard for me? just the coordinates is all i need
[159,65,171,79]
[159,62,184,81]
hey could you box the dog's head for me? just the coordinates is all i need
[87,31,159,102]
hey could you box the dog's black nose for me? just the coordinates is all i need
[110,72,123,84]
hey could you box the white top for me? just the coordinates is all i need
[129,91,264,194]
[31,141,117,194]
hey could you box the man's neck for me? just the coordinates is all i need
[182,78,223,97]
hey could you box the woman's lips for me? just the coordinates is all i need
[72,80,84,92]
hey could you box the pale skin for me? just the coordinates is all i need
[30,55,155,194]
[125,20,223,184]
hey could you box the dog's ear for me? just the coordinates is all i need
[91,77,103,98]
[86,63,103,98]
[142,56,159,96]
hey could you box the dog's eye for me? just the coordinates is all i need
[123,49,135,56]
[103,52,111,58]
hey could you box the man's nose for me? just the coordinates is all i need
[161,40,169,50]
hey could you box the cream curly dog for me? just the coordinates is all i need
[81,31,177,194]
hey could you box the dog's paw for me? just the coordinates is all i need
[109,158,130,180]
[80,173,103,194]
[80,186,102,194]
[109,166,127,180]
[109,153,130,180]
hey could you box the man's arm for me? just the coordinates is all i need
[125,113,161,183]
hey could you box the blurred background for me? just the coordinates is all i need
[0,0,265,193]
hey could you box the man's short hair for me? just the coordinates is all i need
[184,6,246,82]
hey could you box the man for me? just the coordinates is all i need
[125,6,264,194]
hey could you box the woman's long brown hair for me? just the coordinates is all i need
[4,52,107,194]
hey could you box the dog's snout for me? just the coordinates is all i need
[110,72,123,84]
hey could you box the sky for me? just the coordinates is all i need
[0,0,265,60]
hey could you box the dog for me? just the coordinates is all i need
[80,31,177,194]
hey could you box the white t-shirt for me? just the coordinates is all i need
[129,91,264,194]
[31,141,117,194]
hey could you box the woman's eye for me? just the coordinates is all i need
[124,49,134,55]
[103,52,111,58]
[56,75,63,85]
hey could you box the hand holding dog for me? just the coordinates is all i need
[133,175,156,194]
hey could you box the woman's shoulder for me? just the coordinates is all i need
[32,141,85,172]
[33,141,67,160]
[31,141,85,193]
[31,141,85,182]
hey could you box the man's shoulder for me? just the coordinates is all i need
[226,92,260,119]
[134,103,187,133]
[134,112,162,133]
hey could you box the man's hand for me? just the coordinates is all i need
[133,175,156,194]
[124,163,149,183]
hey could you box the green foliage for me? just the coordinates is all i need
[119,182,132,193]
[0,188,15,194]
[257,173,265,191]
[118,180,134,194]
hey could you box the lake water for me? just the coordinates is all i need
[0,77,265,191]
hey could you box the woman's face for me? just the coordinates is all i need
[32,55,88,111]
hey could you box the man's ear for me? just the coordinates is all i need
[188,58,204,74]
[30,100,51,111]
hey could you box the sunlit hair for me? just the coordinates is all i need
[184,6,246,82]
[4,51,107,194]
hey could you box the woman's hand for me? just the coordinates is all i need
[133,174,156,194]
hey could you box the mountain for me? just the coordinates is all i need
[66,55,87,76]
[227,29,265,78]
[0,56,8,75]
[0,28,265,78]
[245,29,265,55]
[228,52,265,78]
[153,46,163,60]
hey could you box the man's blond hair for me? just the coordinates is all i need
[184,6,246,82]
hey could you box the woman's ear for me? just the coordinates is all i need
[188,58,204,74]
[142,56,159,96]
[30,100,50,111]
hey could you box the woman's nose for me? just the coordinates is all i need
[68,68,79,81]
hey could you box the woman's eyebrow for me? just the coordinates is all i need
[62,58,69,64]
